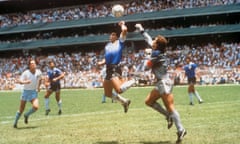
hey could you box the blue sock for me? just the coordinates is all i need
[45,98,50,110]
[24,108,36,117]
[14,111,21,125]
[102,94,106,102]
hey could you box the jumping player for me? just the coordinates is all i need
[135,23,187,143]
[97,21,135,113]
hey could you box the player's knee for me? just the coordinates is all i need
[19,109,24,114]
[145,99,153,107]
[44,93,51,98]
[115,89,122,94]
[33,105,39,111]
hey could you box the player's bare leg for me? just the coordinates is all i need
[103,79,113,98]
[145,89,172,129]
[188,84,194,105]
[110,77,131,113]
[103,79,130,113]
[24,98,39,124]
[192,85,203,103]
[111,77,135,94]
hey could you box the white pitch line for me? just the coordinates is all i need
[0,108,146,125]
[1,99,239,125]
[0,84,239,93]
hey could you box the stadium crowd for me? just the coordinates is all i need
[0,0,239,90]
[0,41,239,90]
[1,20,237,44]
[0,0,239,29]
[0,0,239,44]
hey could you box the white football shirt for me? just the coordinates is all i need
[20,69,42,90]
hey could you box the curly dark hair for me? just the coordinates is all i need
[155,35,168,52]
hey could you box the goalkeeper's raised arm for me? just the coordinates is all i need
[135,23,152,47]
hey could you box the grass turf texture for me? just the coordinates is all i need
[0,85,239,144]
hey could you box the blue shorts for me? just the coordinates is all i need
[21,90,38,102]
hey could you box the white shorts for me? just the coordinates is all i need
[21,90,38,102]
[155,77,173,95]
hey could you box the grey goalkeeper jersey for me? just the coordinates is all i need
[142,32,168,80]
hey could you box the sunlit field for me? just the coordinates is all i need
[0,85,239,144]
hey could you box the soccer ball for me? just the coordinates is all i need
[112,4,124,17]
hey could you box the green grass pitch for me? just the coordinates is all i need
[0,85,239,144]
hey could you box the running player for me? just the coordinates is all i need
[44,60,65,115]
[13,59,42,128]
[183,56,203,105]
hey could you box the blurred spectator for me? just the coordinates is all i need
[0,41,239,90]
[0,0,239,29]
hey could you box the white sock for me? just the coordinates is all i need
[189,93,193,103]
[120,79,135,93]
[194,91,203,102]
[170,110,184,132]
[112,91,127,104]
[58,100,62,110]
[152,102,168,117]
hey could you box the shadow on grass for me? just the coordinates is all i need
[94,141,119,144]
[15,126,38,130]
[140,141,172,144]
[94,140,172,144]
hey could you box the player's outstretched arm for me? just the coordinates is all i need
[135,23,152,46]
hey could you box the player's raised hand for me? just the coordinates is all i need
[119,21,127,32]
[118,21,125,26]
[135,23,144,31]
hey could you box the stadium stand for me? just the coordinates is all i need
[0,0,239,90]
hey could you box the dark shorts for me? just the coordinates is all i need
[105,64,122,80]
[188,77,196,84]
[48,83,61,92]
